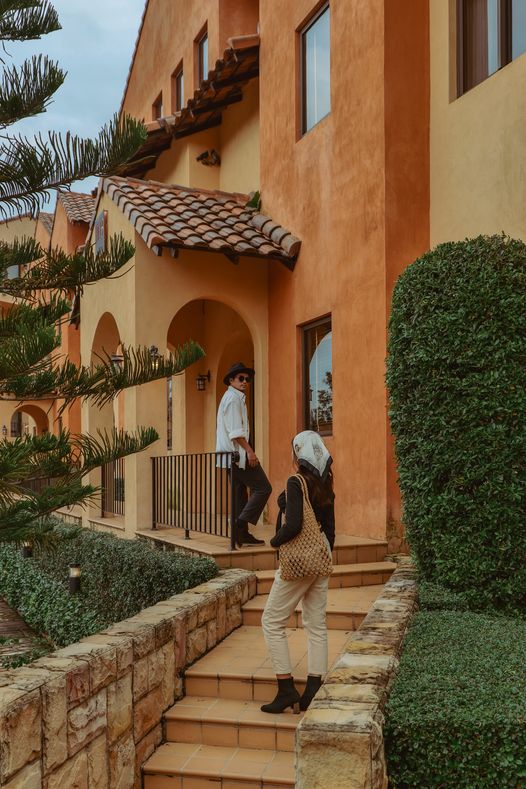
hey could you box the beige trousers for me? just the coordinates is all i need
[261,569,329,676]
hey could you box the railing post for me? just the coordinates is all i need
[151,457,157,530]
[230,452,239,552]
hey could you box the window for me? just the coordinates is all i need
[172,64,184,112]
[152,92,163,120]
[198,31,209,85]
[6,264,19,279]
[458,0,526,94]
[300,4,330,134]
[302,316,332,435]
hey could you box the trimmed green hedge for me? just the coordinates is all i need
[0,527,217,647]
[387,235,526,610]
[385,610,526,789]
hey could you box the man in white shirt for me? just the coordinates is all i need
[216,361,272,547]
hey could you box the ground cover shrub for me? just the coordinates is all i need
[0,526,217,647]
[387,235,526,610]
[385,609,526,789]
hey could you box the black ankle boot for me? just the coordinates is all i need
[261,677,301,714]
[300,675,323,711]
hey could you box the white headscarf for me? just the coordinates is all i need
[292,430,332,481]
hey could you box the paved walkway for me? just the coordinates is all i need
[0,599,37,664]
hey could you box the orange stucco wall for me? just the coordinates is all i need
[121,0,259,122]
[260,0,429,539]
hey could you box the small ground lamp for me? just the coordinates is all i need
[69,564,81,594]
[21,541,33,558]
[196,371,210,391]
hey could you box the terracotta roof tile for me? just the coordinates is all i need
[58,191,95,224]
[102,177,300,268]
[38,212,54,234]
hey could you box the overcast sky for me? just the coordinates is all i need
[9,0,146,202]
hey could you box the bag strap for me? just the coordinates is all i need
[294,473,312,510]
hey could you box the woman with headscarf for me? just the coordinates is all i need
[260,430,335,714]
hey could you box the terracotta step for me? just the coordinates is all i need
[165,697,300,751]
[241,585,383,630]
[255,561,396,594]
[137,528,388,571]
[143,742,295,788]
[184,625,351,703]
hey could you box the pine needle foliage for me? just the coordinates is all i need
[0,2,205,542]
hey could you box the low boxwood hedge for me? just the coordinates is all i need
[385,609,526,788]
[0,526,217,648]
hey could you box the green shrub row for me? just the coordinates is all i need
[387,235,526,609]
[385,608,526,789]
[0,526,218,647]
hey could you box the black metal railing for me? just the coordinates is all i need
[101,458,125,516]
[151,451,239,550]
[17,477,53,494]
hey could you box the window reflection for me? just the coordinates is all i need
[303,318,332,435]
[302,5,330,133]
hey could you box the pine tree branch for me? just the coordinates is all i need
[0,55,65,128]
[1,234,135,295]
[0,294,70,338]
[0,319,57,379]
[0,114,147,217]
[0,236,41,278]
[0,1,60,41]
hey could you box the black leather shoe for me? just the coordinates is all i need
[300,675,323,711]
[241,531,265,546]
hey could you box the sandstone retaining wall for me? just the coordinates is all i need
[0,568,254,788]
[296,561,417,789]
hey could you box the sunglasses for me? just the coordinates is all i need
[236,375,251,383]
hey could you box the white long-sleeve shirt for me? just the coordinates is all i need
[216,386,249,469]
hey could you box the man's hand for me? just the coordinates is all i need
[247,449,259,467]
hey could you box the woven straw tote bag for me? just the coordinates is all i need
[278,474,333,581]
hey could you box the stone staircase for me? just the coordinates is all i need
[142,532,394,788]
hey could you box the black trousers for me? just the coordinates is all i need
[232,463,272,527]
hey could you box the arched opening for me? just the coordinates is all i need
[166,299,254,455]
[89,312,124,518]
[11,403,49,437]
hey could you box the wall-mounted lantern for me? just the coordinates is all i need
[110,353,124,372]
[21,541,33,558]
[69,564,81,594]
[1,424,7,438]
[196,370,211,391]
[24,424,29,437]
[149,345,161,372]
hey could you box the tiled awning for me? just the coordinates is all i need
[58,191,95,224]
[38,212,54,235]
[102,176,301,269]
[119,37,260,179]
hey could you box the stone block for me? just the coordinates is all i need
[186,606,198,632]
[216,591,227,642]
[87,733,109,788]
[147,649,164,690]
[197,597,217,626]
[153,617,176,648]
[296,728,372,789]
[206,620,217,651]
[42,674,68,775]
[66,663,91,709]
[2,760,41,789]
[312,683,385,708]
[225,603,242,633]
[67,689,107,756]
[133,724,162,787]
[331,654,397,687]
[107,673,132,744]
[225,583,243,607]
[108,733,134,789]
[133,685,163,742]
[185,625,207,665]
[132,657,148,702]
[173,618,186,670]
[160,642,175,710]
[0,690,41,783]
[44,750,88,789]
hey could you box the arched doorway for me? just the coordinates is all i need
[89,312,124,518]
[166,299,254,456]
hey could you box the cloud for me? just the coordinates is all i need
[7,0,146,198]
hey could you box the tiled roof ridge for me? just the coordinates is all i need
[104,175,248,204]
[38,211,54,234]
[57,191,96,224]
[102,176,300,268]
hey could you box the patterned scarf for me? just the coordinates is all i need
[292,430,332,481]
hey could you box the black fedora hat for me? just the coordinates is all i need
[223,361,255,386]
